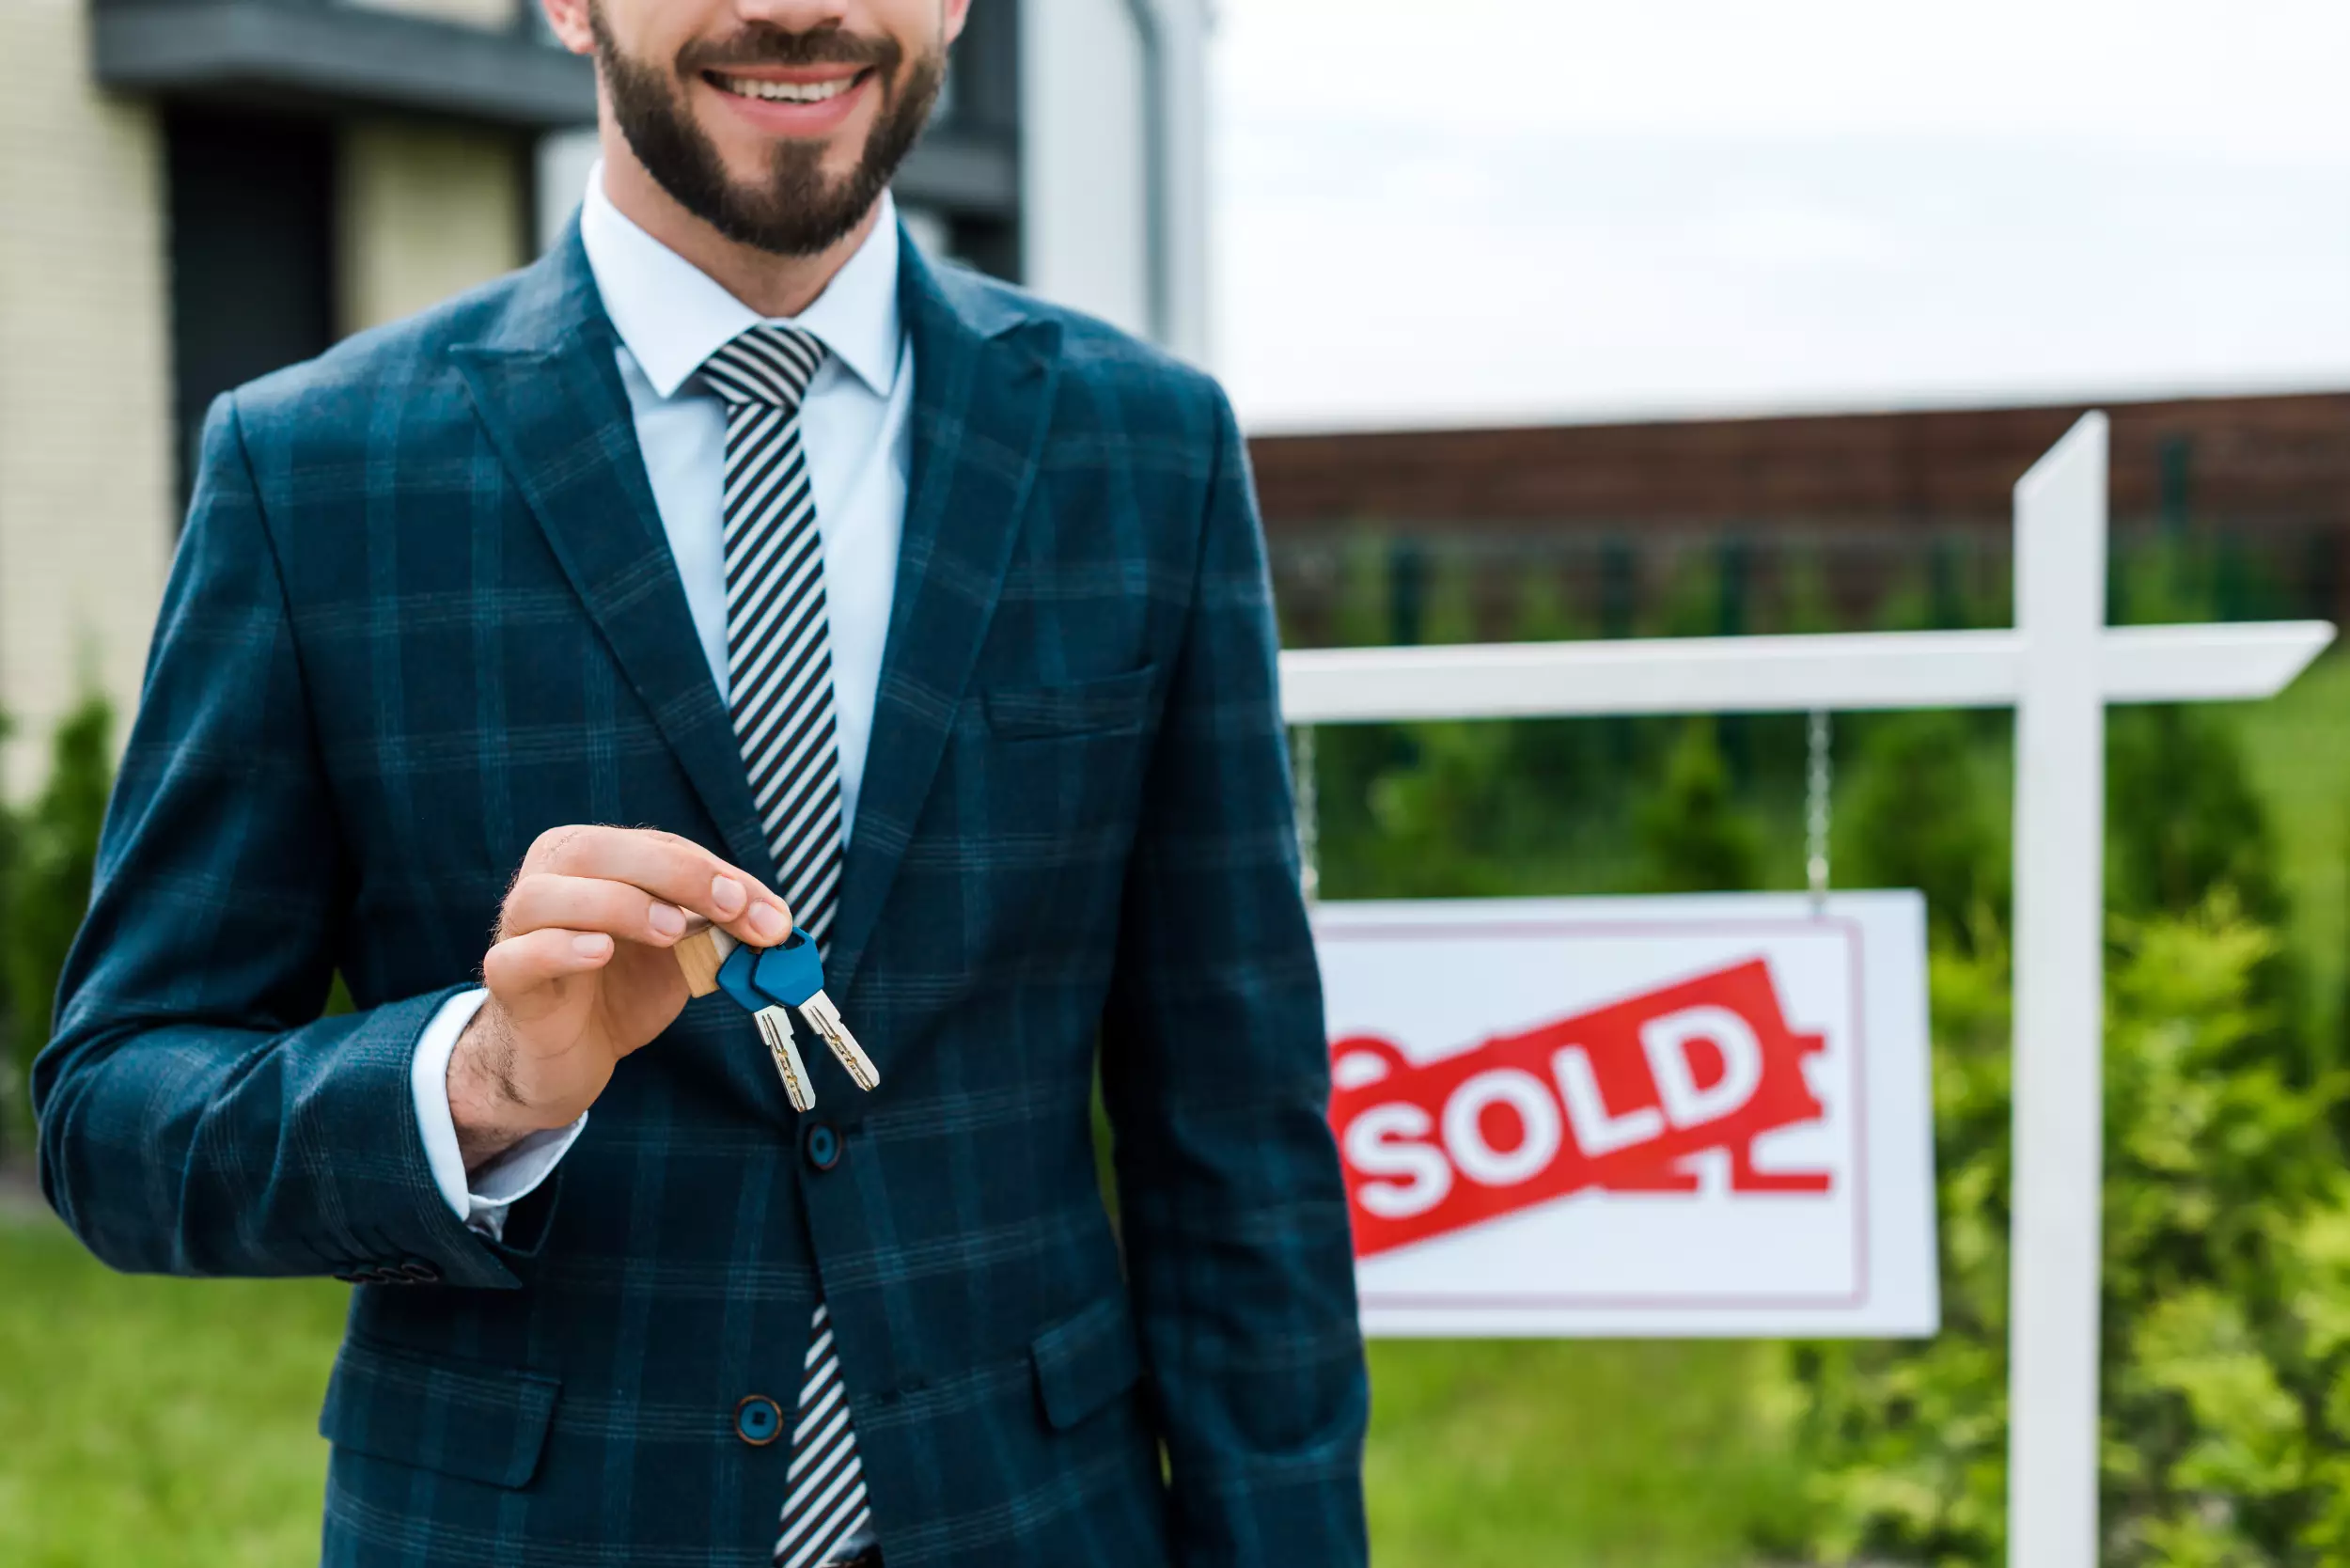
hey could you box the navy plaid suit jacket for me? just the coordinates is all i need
[34,226,1369,1567]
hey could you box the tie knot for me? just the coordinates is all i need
[701,325,826,409]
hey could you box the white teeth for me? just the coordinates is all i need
[717,73,857,104]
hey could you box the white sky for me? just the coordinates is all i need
[1211,0,2350,431]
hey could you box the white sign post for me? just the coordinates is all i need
[1277,415,2334,1568]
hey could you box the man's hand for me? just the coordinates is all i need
[449,826,790,1171]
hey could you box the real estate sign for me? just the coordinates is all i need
[1317,892,1937,1338]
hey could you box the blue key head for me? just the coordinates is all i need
[713,941,768,1015]
[751,929,828,1009]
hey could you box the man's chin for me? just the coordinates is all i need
[729,175,869,227]
[711,191,879,259]
[704,143,870,207]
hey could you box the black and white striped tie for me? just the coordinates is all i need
[702,324,871,1567]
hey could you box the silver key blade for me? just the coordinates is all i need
[754,1005,816,1112]
[799,991,880,1092]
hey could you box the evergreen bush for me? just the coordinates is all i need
[1778,898,2350,1567]
[1634,716,1761,894]
[0,710,17,1160]
[1775,675,2347,1565]
[1836,712,2009,949]
[1,696,115,1161]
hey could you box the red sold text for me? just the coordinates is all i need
[1329,958,1834,1259]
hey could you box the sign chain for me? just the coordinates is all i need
[1806,709,1832,913]
[1293,723,1321,902]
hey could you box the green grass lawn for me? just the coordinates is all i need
[1,1205,1797,1567]
[1366,1339,1806,1568]
[0,1211,347,1568]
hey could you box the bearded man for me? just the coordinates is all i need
[31,3,1370,1564]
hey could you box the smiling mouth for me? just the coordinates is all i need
[706,70,873,104]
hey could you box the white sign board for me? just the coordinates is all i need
[1317,892,1936,1338]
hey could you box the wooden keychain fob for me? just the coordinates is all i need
[673,920,738,997]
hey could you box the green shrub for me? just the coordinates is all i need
[1786,671,2340,1565]
[1634,716,1762,894]
[1,695,115,1159]
[1357,721,1528,899]
[0,712,17,1159]
[2109,707,2289,932]
[2108,705,2304,1079]
[1778,898,2350,1568]
[1837,712,2009,949]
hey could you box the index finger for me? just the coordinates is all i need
[531,825,791,944]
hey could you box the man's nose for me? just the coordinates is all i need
[729,0,857,34]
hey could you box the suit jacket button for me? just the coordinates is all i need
[804,1121,840,1171]
[735,1394,784,1446]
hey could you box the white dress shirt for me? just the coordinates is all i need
[410,169,914,1230]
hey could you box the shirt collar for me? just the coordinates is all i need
[578,163,902,400]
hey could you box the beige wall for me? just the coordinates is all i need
[338,120,529,335]
[0,2,538,803]
[0,0,176,801]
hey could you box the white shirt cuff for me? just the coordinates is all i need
[411,986,588,1238]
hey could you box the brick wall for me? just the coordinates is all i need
[1248,394,2350,635]
[1249,395,2350,537]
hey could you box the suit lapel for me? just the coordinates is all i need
[446,228,1057,1040]
[449,232,780,888]
[824,243,1061,996]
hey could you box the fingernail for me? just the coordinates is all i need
[572,933,608,960]
[711,875,746,915]
[749,902,786,942]
[649,902,686,937]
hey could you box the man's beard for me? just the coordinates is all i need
[591,6,944,258]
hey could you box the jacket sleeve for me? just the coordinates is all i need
[1098,384,1370,1566]
[31,395,530,1290]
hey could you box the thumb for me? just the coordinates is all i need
[483,928,613,1024]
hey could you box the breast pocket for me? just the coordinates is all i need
[943,665,1164,958]
[979,665,1160,742]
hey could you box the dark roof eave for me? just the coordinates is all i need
[92,1,596,131]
